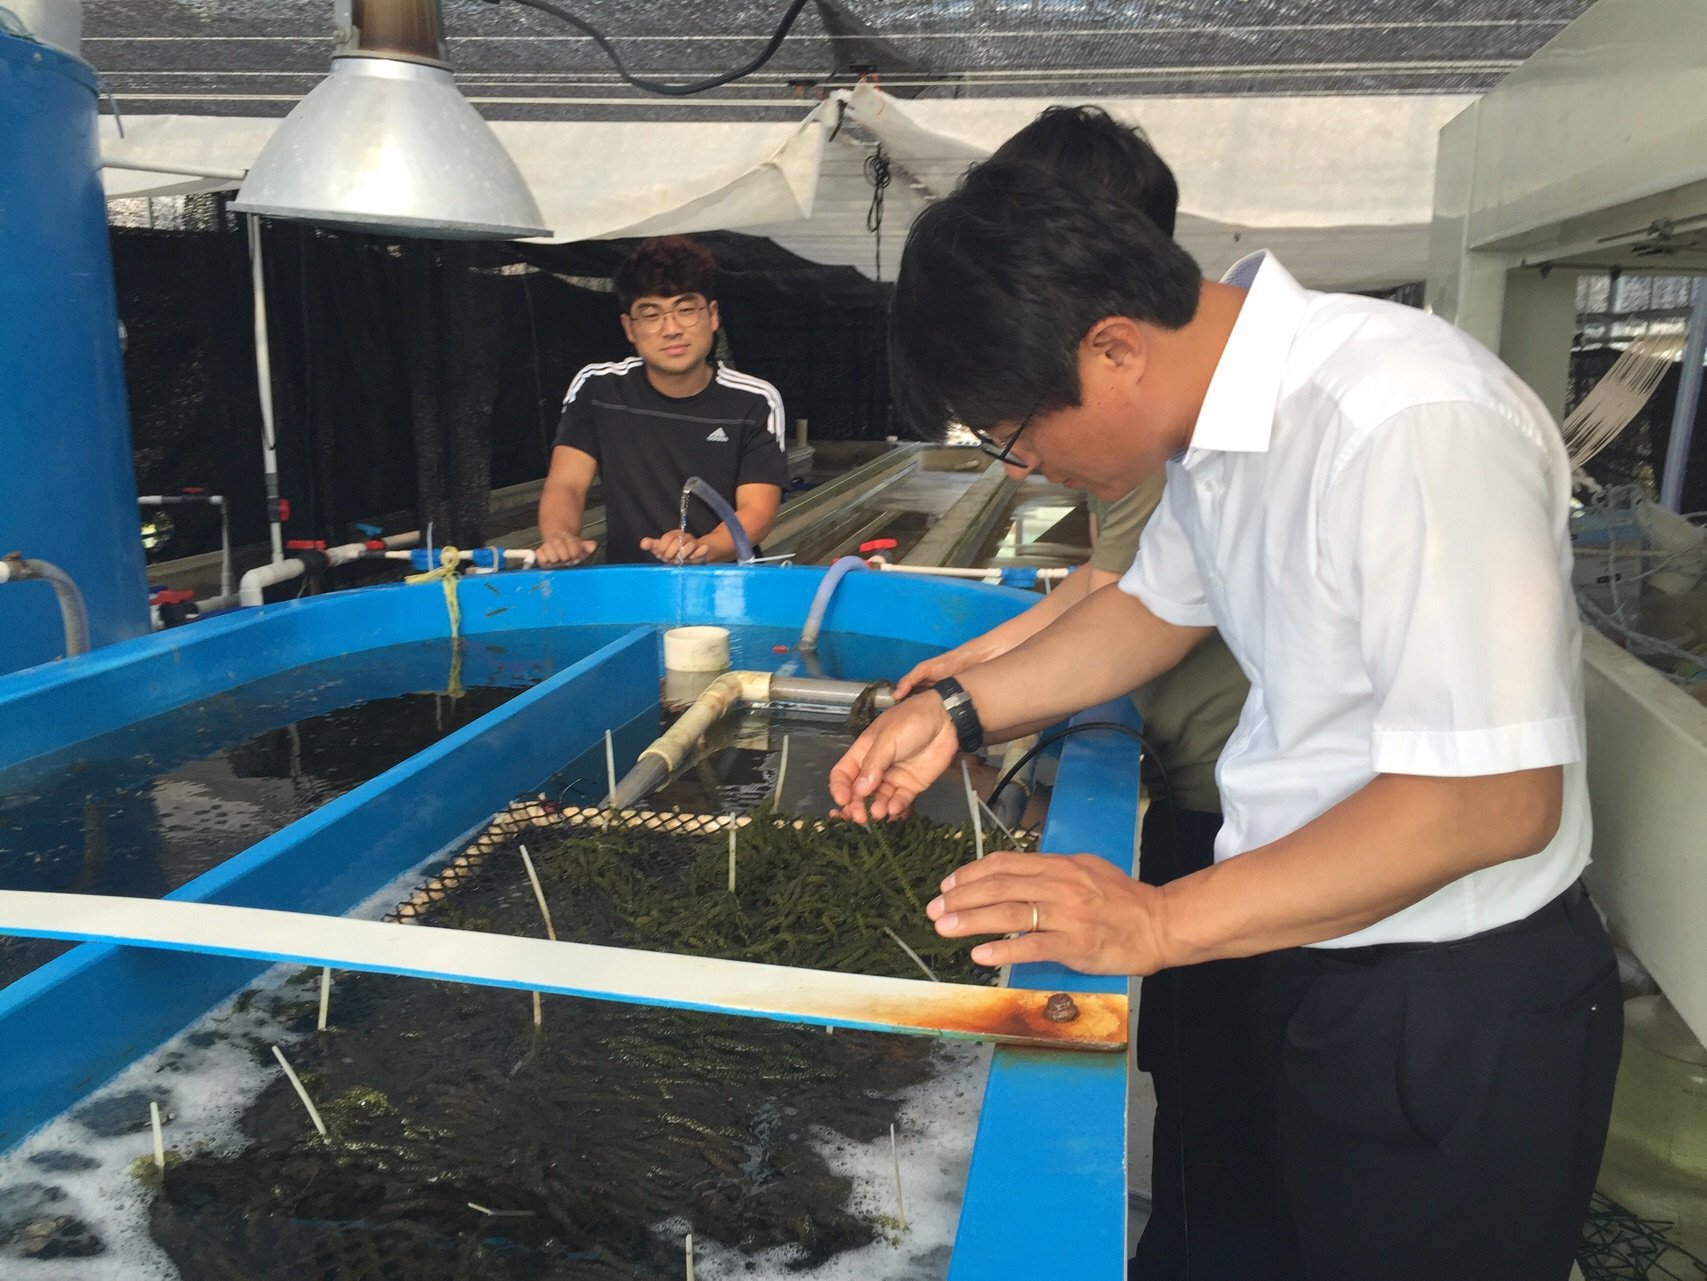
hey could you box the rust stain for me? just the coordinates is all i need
[833,986,1127,1052]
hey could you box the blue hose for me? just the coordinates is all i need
[681,477,755,564]
[799,555,867,653]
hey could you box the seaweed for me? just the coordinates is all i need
[148,807,999,1280]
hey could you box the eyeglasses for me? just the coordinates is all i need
[971,399,1041,465]
[630,299,709,331]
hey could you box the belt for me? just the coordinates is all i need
[1313,880,1588,966]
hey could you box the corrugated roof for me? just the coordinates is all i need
[85,0,1594,121]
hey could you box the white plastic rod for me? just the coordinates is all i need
[150,1101,166,1170]
[0,891,1127,1052]
[246,213,284,565]
[271,1044,328,1136]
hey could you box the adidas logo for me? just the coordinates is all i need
[705,427,729,443]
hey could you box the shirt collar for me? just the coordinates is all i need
[1185,251,1313,458]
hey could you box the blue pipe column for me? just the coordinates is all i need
[0,32,149,676]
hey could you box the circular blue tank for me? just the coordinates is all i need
[0,32,148,676]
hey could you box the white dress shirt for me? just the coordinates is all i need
[1121,252,1589,948]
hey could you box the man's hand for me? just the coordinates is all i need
[536,533,597,567]
[893,634,1006,700]
[828,693,960,823]
[927,851,1172,974]
[641,529,713,564]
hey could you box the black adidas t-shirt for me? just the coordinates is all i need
[554,359,787,564]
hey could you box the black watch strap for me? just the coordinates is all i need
[930,677,985,754]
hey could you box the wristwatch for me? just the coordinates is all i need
[929,677,985,754]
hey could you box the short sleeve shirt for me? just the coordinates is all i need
[555,359,786,564]
[1120,252,1589,947]
[1089,480,1249,814]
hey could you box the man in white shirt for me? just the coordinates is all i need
[830,157,1621,1279]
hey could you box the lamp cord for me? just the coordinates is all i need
[496,0,813,97]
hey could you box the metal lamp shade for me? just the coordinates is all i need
[231,56,548,240]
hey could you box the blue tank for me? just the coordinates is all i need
[0,31,148,676]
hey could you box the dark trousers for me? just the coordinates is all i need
[1252,883,1623,1281]
[1131,802,1298,1281]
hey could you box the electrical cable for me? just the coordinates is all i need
[864,146,891,282]
[496,0,813,97]
[863,144,893,434]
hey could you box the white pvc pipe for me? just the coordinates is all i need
[372,547,536,568]
[245,214,284,565]
[868,560,1073,583]
[237,531,419,608]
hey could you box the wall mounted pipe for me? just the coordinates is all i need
[236,531,418,608]
[0,556,90,658]
[245,214,285,565]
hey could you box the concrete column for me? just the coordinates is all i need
[1498,266,1579,424]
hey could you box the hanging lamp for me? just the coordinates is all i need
[232,0,547,239]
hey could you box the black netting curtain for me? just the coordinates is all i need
[113,196,891,564]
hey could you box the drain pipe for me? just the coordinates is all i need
[0,554,91,657]
[236,531,419,608]
[681,476,756,564]
[606,671,895,810]
[798,555,867,654]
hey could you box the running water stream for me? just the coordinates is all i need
[679,477,754,564]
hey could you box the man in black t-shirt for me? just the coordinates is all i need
[536,237,787,566]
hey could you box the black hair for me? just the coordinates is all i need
[889,157,1202,439]
[990,105,1180,236]
[613,236,717,312]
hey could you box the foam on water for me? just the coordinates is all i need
[688,1041,988,1281]
[0,967,300,1279]
[0,843,470,1278]
[0,842,989,1280]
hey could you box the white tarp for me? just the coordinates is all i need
[766,81,1475,290]
[101,108,834,244]
[100,84,1470,291]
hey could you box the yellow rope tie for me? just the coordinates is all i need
[405,545,465,698]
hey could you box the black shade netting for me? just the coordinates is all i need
[114,201,893,569]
